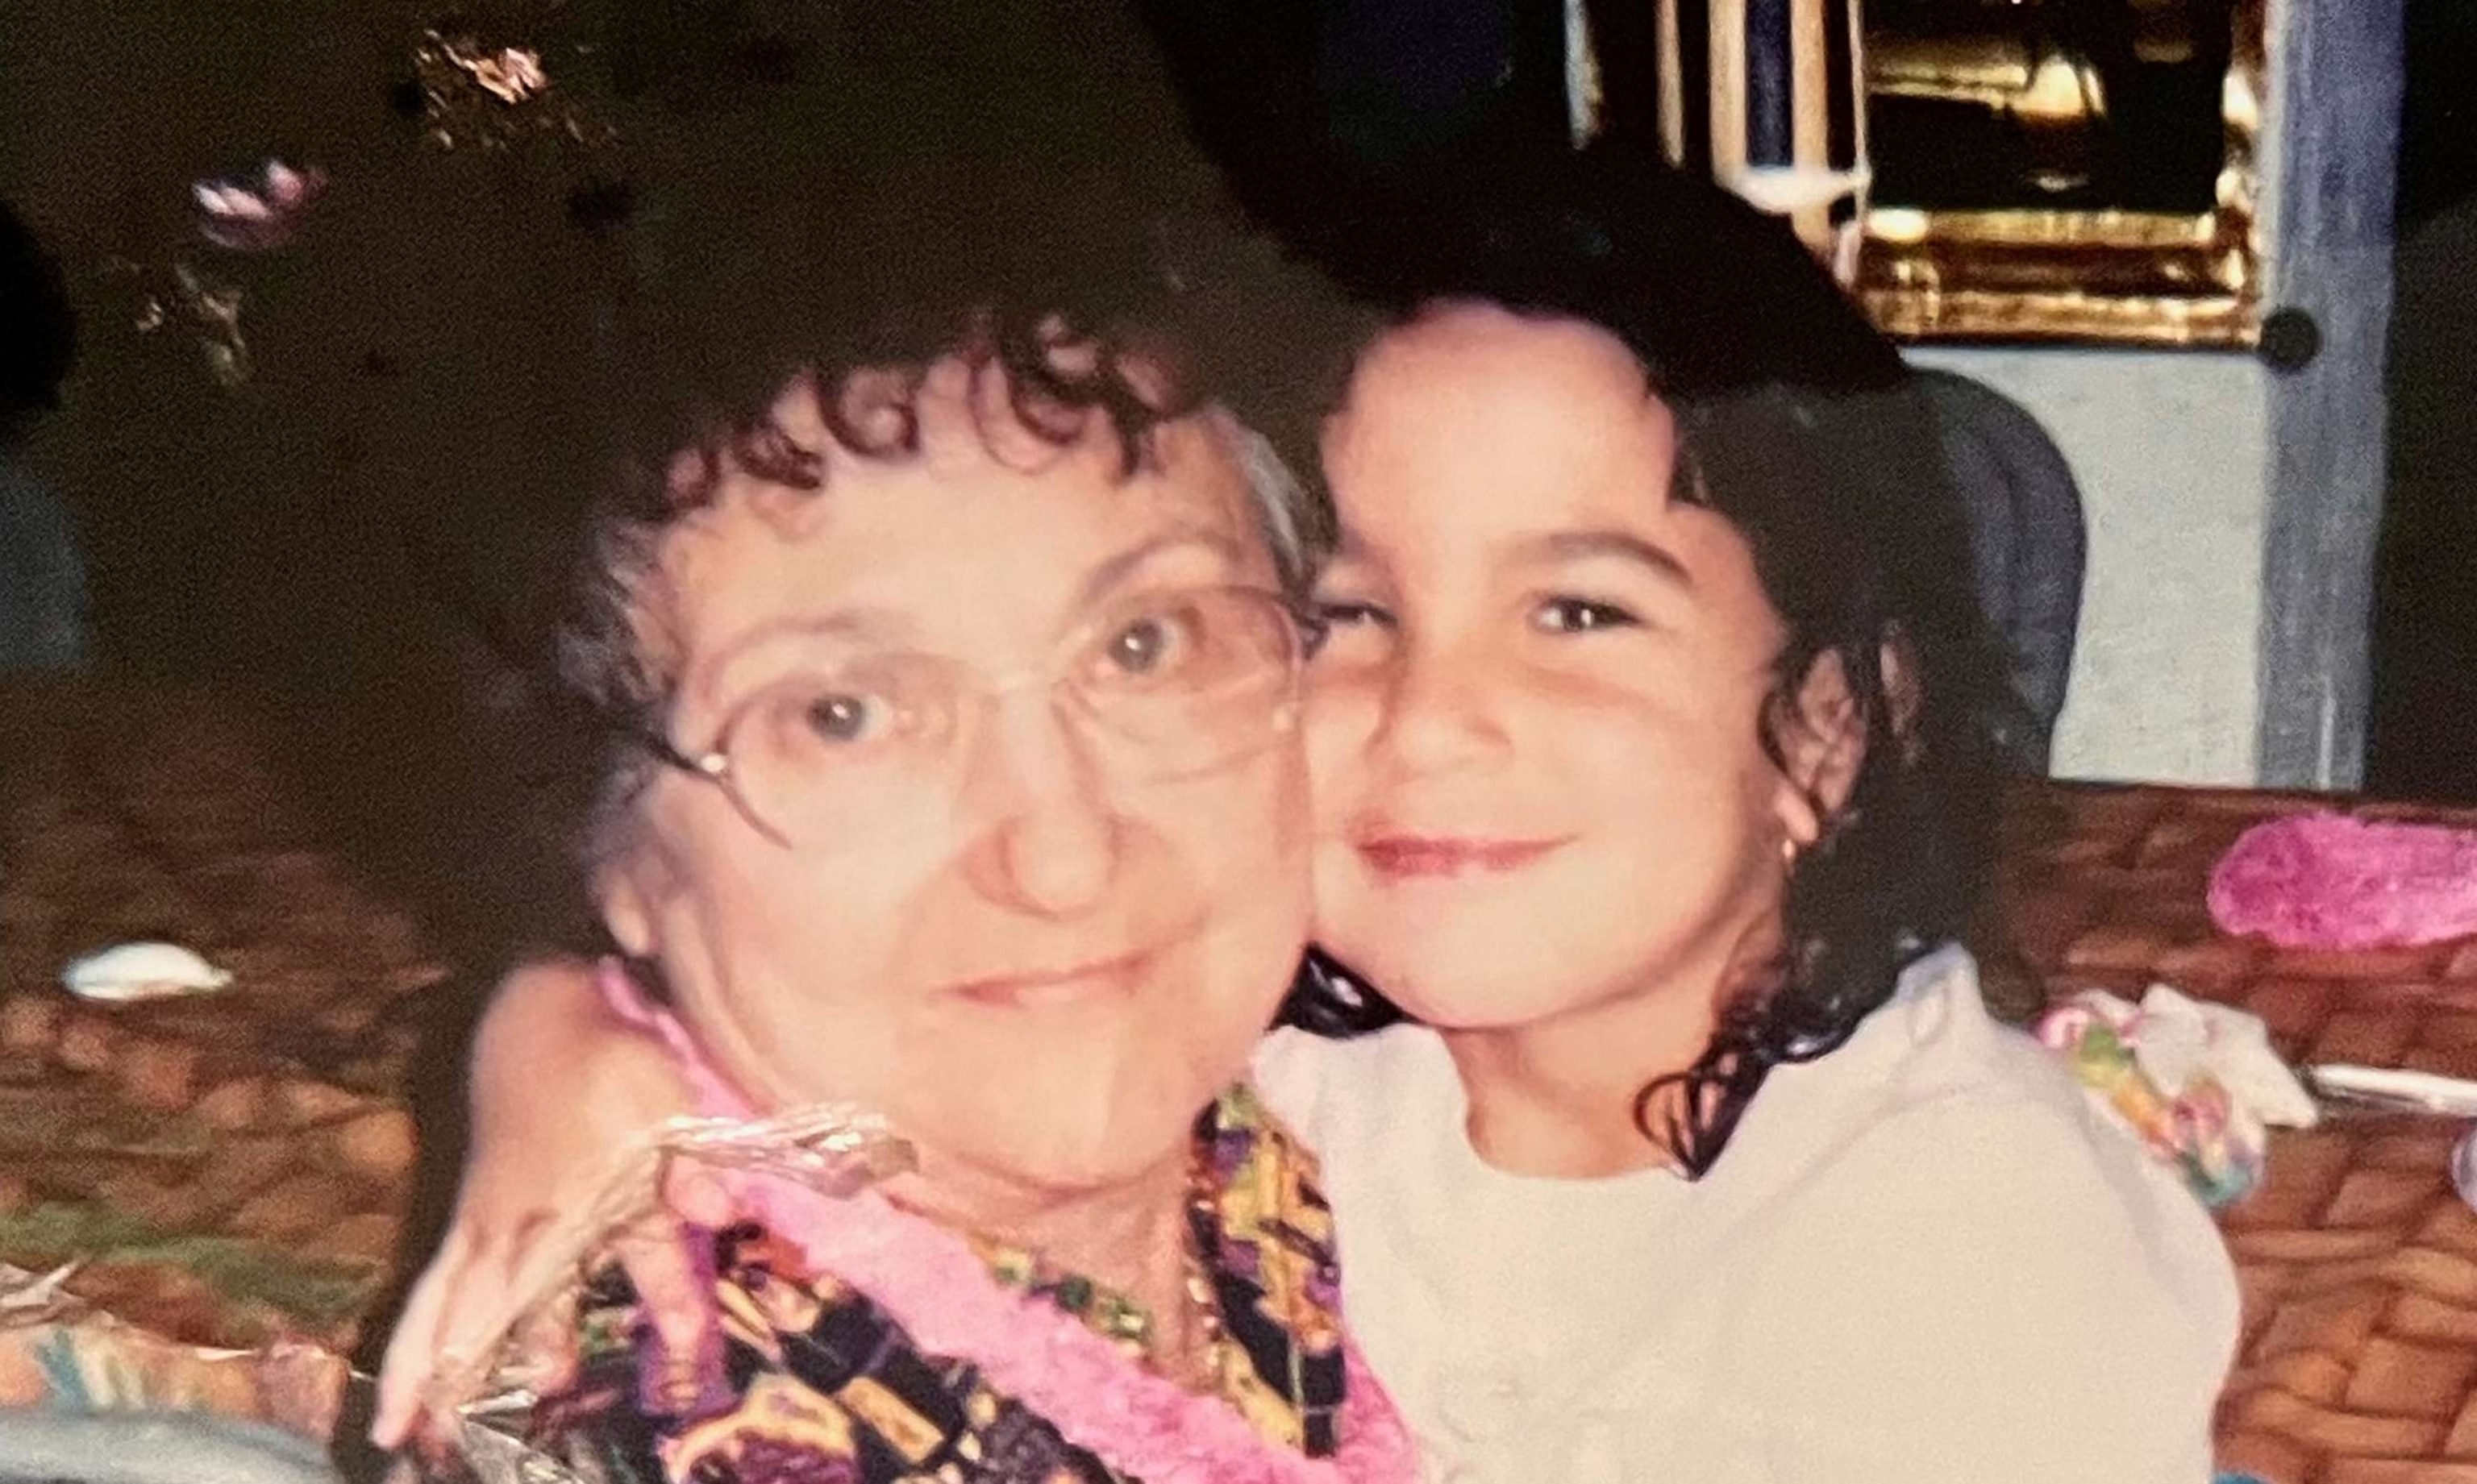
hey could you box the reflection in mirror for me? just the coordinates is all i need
[1573,0,2264,344]
[1869,0,2233,213]
[1856,0,2266,345]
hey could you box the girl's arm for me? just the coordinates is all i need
[370,957,720,1449]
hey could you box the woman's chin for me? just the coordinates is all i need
[968,1126,1194,1199]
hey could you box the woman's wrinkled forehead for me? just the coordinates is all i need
[626,358,1278,696]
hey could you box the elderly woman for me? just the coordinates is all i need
[467,344,1413,1482]
[354,51,1417,1467]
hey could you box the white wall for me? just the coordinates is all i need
[1908,346,2270,787]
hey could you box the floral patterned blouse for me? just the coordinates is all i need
[530,1085,1347,1484]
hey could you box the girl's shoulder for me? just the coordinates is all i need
[1768,944,2233,1253]
[1788,942,2135,1140]
[1711,949,2241,1477]
[1724,943,2240,1340]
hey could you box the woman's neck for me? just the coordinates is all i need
[890,1144,1204,1366]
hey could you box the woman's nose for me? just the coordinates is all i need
[959,690,1123,917]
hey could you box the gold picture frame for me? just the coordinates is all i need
[1853,0,2267,347]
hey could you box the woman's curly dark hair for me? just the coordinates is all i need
[1271,145,2013,1178]
[468,31,1363,903]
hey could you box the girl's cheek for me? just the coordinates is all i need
[1301,674,1383,798]
[1302,663,1383,736]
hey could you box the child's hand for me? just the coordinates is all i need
[368,958,725,1450]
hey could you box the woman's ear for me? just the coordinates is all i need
[596,842,661,959]
[1771,648,1869,847]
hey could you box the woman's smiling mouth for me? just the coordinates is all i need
[950,949,1157,1008]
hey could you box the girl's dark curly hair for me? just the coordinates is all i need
[1270,145,2013,1178]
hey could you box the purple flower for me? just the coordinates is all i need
[193,160,326,251]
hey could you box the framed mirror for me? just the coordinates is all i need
[1853,0,2267,346]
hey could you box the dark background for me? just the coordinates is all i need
[1,0,2468,1345]
[2365,0,2477,801]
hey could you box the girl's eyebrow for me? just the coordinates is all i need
[1509,529,1695,589]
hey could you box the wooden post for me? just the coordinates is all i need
[1610,0,1865,276]
[2254,0,2408,788]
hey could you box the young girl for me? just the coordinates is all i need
[381,158,2237,1481]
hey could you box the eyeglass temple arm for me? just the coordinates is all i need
[638,728,723,779]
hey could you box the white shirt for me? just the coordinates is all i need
[1251,945,2240,1484]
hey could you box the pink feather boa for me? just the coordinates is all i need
[2210,811,2477,950]
[597,961,1417,1484]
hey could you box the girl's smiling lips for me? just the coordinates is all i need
[1354,834,1573,879]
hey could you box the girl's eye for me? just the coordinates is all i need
[1309,598,1394,630]
[1305,598,1394,663]
[1530,597,1640,634]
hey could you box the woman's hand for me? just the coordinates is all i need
[369,958,726,1450]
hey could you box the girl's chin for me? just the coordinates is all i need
[1368,964,1604,1033]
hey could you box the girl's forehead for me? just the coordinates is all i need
[1346,305,1652,414]
[1326,310,1679,542]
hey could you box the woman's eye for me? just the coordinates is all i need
[733,666,931,769]
[801,691,883,742]
[1530,597,1639,634]
[1105,613,1185,675]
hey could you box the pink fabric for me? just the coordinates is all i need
[595,962,1417,1484]
[2208,811,2477,950]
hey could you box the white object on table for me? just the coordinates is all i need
[2310,1062,2477,1119]
[59,942,232,1003]
[2303,1063,2477,1212]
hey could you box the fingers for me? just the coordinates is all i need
[610,1212,718,1415]
[369,1167,750,1450]
[507,1283,584,1399]
[368,1208,560,1450]
[664,1157,736,1230]
[369,1238,460,1449]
